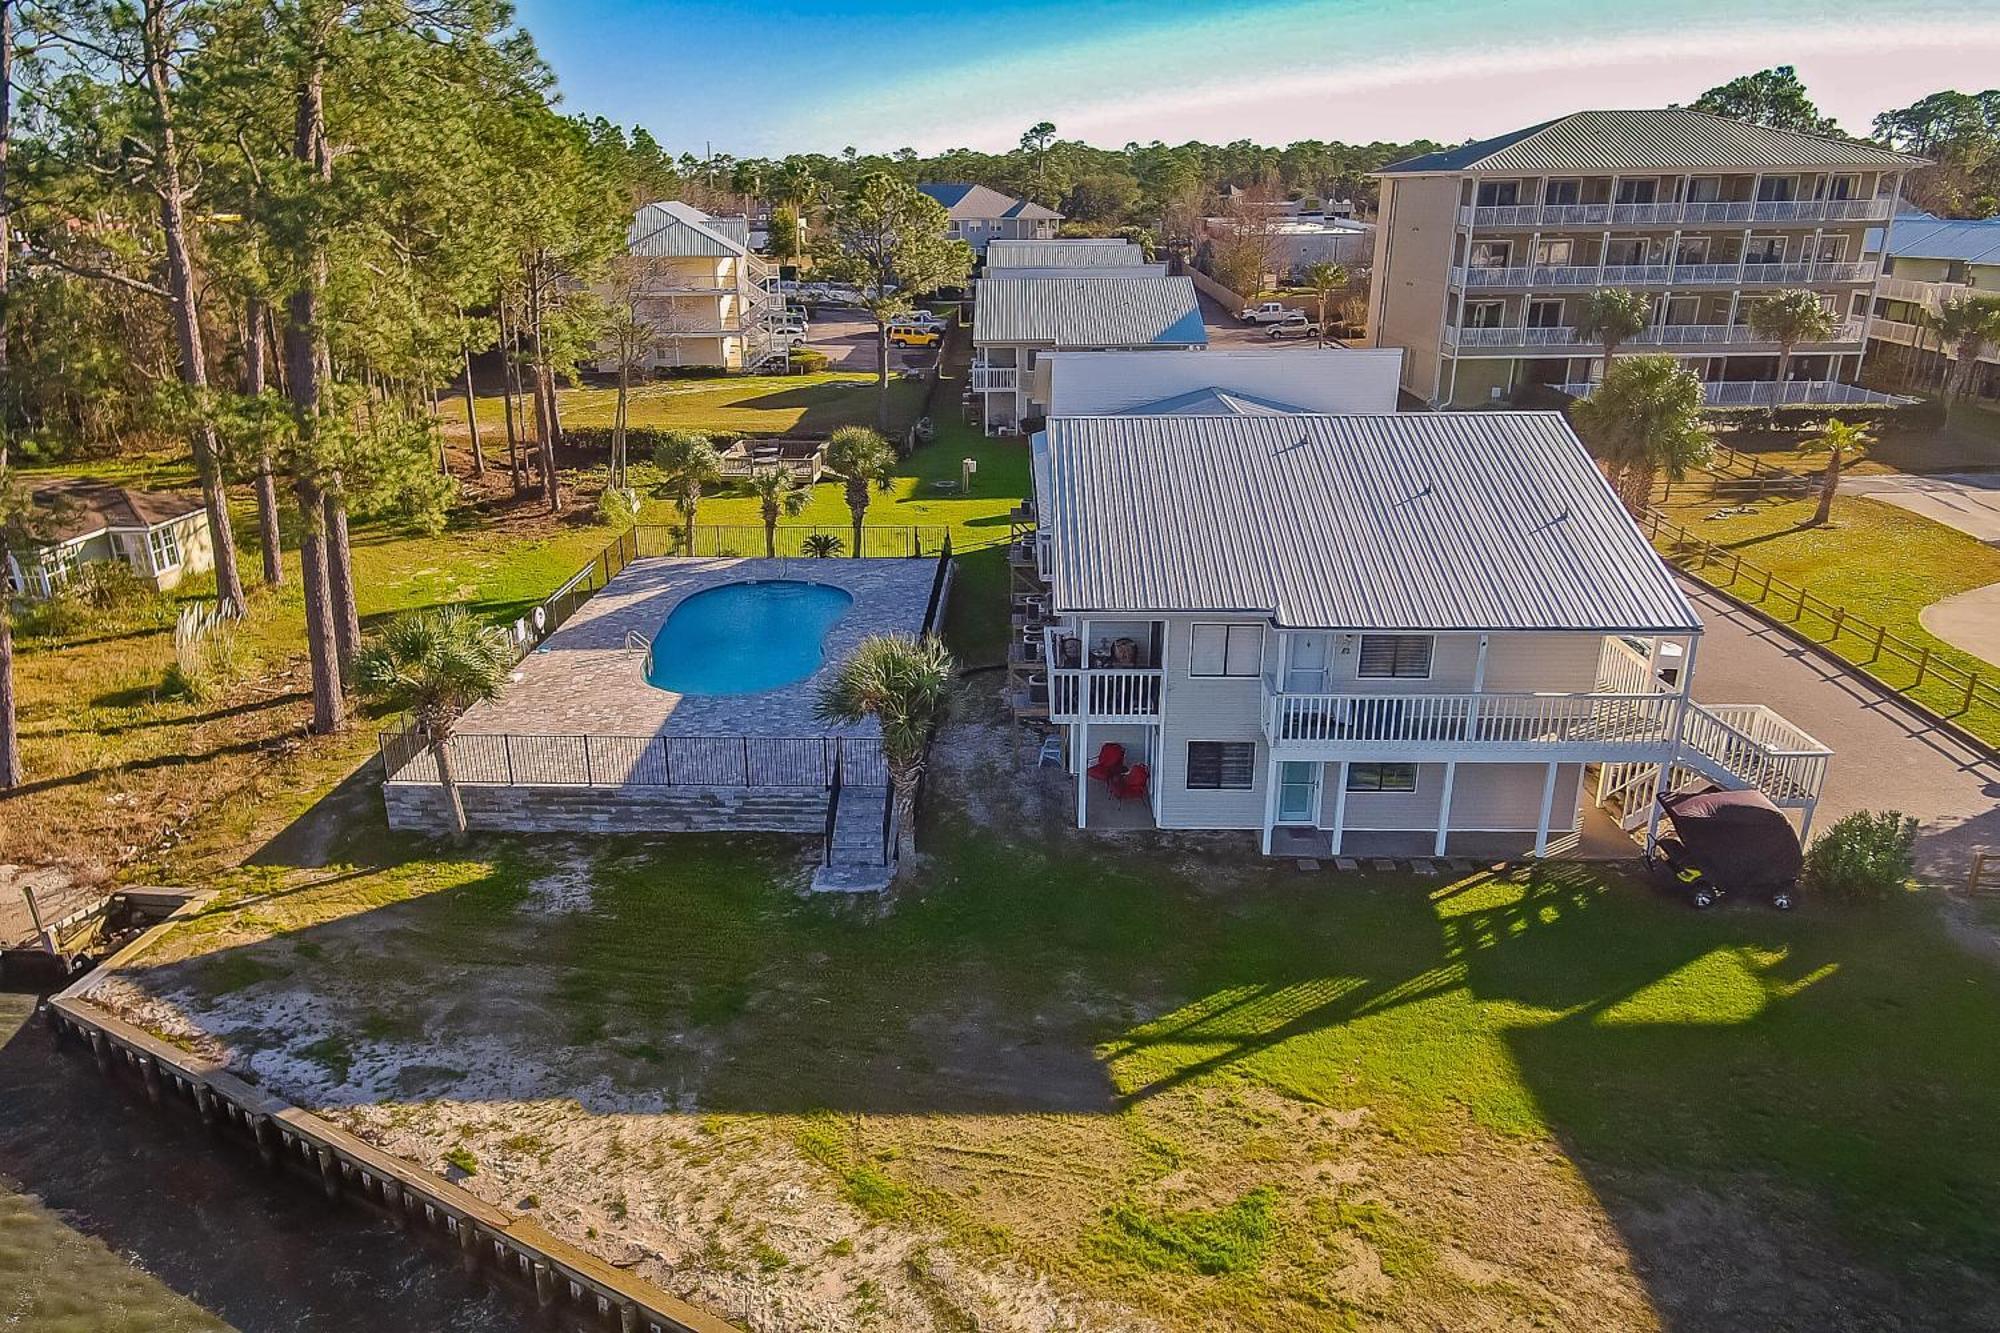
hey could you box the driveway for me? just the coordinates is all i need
[1840,471,2000,542]
[1684,580,2000,878]
[1196,291,1334,350]
[803,308,938,377]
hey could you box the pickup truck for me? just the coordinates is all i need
[1239,301,1297,324]
[1266,312,1322,340]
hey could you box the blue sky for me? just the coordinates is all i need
[516,0,2000,157]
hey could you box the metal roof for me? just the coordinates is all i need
[1124,387,1306,416]
[626,202,747,259]
[1038,411,1703,633]
[1880,212,2000,267]
[918,182,1061,221]
[1377,109,1924,176]
[985,239,1146,268]
[973,276,1205,348]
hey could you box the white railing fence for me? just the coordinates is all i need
[1265,691,1678,747]
[1048,667,1164,720]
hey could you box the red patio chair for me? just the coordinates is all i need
[1110,763,1150,801]
[1085,743,1126,783]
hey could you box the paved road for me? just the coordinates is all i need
[1840,471,2000,542]
[1196,291,1333,349]
[1684,580,2000,879]
[802,308,937,375]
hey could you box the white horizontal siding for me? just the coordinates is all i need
[1155,617,1269,829]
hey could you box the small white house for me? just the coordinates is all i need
[1022,408,1831,858]
[970,275,1205,434]
[11,481,213,599]
[918,184,1062,255]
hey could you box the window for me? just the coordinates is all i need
[1604,236,1652,267]
[1467,240,1512,270]
[1525,300,1564,329]
[1185,741,1255,790]
[1541,179,1580,206]
[1756,175,1798,202]
[1463,300,1504,329]
[1686,176,1723,203]
[39,544,81,589]
[1189,623,1263,677]
[1811,235,1847,263]
[1474,180,1519,208]
[1346,763,1418,793]
[1357,634,1433,679]
[1532,238,1573,266]
[1674,236,1710,265]
[1744,234,1786,265]
[1615,178,1658,205]
[148,524,182,571]
[1820,174,1859,201]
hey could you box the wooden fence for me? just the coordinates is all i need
[1967,852,2000,898]
[1642,507,2000,741]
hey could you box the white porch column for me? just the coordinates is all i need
[1648,632,1703,853]
[1468,634,1489,740]
[1534,761,1560,857]
[1259,749,1282,856]
[1075,719,1090,830]
[1329,762,1349,856]
[1434,761,1457,858]
[1076,614,1092,830]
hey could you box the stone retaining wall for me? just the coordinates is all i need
[384,782,829,835]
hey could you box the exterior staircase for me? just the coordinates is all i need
[1595,700,1831,835]
[811,784,894,893]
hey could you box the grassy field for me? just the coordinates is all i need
[1650,488,2000,743]
[6,384,1023,872]
[106,764,2000,1332]
[440,371,928,440]
[1710,398,2000,477]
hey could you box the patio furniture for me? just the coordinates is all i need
[1110,763,1150,801]
[1036,734,1064,768]
[1085,743,1126,783]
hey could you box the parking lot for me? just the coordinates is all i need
[1197,290,1338,348]
[796,305,941,376]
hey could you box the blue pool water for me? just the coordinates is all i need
[646,580,854,695]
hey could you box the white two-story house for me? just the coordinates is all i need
[917,183,1062,255]
[1024,406,1830,859]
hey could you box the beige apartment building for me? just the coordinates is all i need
[1366,109,1925,408]
[621,201,778,371]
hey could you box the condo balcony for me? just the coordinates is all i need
[1444,321,1866,353]
[1458,197,1894,229]
[971,363,1020,392]
[1557,379,1916,408]
[1451,260,1878,291]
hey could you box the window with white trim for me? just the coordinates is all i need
[148,524,182,571]
[1356,634,1433,679]
[1185,741,1255,790]
[1346,763,1418,793]
[1189,623,1262,677]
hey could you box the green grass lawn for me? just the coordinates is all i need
[441,371,927,440]
[128,804,2000,1331]
[1651,490,2000,743]
[1713,398,2000,476]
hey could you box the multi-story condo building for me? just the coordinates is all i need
[621,202,779,371]
[917,183,1062,255]
[1366,109,1925,409]
[1015,352,1830,857]
[970,274,1204,433]
[1867,212,2000,402]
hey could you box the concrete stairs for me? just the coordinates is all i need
[812,784,894,893]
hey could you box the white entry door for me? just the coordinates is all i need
[1286,633,1331,693]
[1277,762,1321,825]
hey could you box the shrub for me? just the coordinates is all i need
[163,600,242,703]
[802,532,844,558]
[68,560,152,610]
[595,485,640,527]
[789,348,830,374]
[1803,810,1917,900]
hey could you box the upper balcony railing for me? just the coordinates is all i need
[1459,197,1894,229]
[1445,320,1865,351]
[1559,379,1916,407]
[1261,688,1681,753]
[1048,667,1164,723]
[971,364,1019,392]
[1452,259,1878,290]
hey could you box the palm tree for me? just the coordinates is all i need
[1572,355,1713,513]
[1802,418,1876,526]
[1302,260,1348,347]
[825,426,896,558]
[356,607,512,839]
[1746,289,1839,402]
[1919,294,2000,425]
[652,430,725,553]
[747,465,810,557]
[1574,289,1651,370]
[815,633,956,870]
[803,532,844,558]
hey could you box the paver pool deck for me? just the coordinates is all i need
[460,556,938,738]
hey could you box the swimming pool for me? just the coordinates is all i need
[645,579,855,696]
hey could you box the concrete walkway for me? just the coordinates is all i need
[1684,580,2000,879]
[1840,471,2000,542]
[1921,583,2000,669]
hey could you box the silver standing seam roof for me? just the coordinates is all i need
[1376,109,1924,176]
[1038,411,1703,634]
[973,276,1206,347]
[986,239,1146,268]
[626,201,749,259]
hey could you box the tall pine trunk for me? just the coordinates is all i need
[874,314,891,432]
[141,0,244,615]
[286,51,343,733]
[497,295,523,491]
[462,337,485,478]
[323,487,358,683]
[0,0,19,787]
[245,297,284,587]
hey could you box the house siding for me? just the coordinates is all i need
[1155,616,1271,830]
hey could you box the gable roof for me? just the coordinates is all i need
[627,201,748,259]
[1376,109,1924,177]
[973,276,1205,348]
[917,182,1061,221]
[1123,387,1306,416]
[30,479,203,544]
[1037,411,1701,633]
[985,239,1146,269]
[1881,212,2000,267]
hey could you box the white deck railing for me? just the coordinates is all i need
[1559,379,1915,407]
[1446,321,1864,350]
[971,364,1018,392]
[1048,667,1164,722]
[1680,703,1830,804]
[1459,197,1893,228]
[1263,690,1680,750]
[1452,260,1877,290]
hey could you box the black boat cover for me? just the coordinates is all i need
[1658,787,1804,889]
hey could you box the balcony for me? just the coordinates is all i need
[1048,667,1164,722]
[1445,321,1865,353]
[1558,379,1916,407]
[1261,689,1680,756]
[1451,260,1878,290]
[1459,197,1894,229]
[971,364,1019,392]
